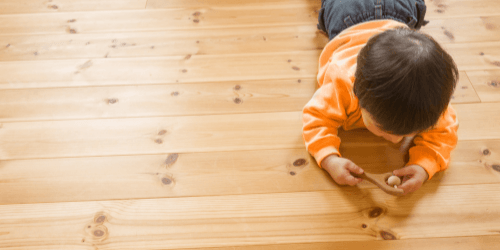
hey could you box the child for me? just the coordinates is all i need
[303,0,459,195]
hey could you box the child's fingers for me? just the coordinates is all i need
[344,175,363,186]
[393,166,416,176]
[346,162,364,175]
[399,179,421,194]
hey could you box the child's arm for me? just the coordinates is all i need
[302,72,352,168]
[302,65,365,185]
[405,105,459,180]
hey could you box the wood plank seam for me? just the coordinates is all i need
[462,71,481,103]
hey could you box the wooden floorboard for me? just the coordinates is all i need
[0,51,319,89]
[0,25,327,61]
[0,103,499,160]
[420,16,500,43]
[1,184,500,249]
[0,26,328,62]
[180,236,500,250]
[466,70,500,103]
[0,7,318,36]
[0,72,478,123]
[0,48,495,89]
[425,0,500,19]
[0,0,148,14]
[1,0,500,249]
[1,138,499,204]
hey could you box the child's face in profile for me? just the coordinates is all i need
[361,109,417,143]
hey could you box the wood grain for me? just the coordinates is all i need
[0,7,318,36]
[0,44,494,89]
[1,137,498,204]
[146,0,320,9]
[425,0,500,19]
[453,103,500,140]
[444,41,500,71]
[0,112,304,160]
[1,184,500,249]
[0,0,148,14]
[0,103,497,160]
[0,51,319,89]
[451,71,481,103]
[2,16,500,63]
[179,236,500,250]
[0,25,327,61]
[465,70,500,103]
[420,16,500,43]
[0,79,316,122]
[146,0,500,21]
[0,72,477,123]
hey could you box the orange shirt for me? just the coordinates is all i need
[302,20,459,179]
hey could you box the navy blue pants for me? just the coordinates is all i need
[318,0,428,40]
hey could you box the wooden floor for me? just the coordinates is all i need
[0,0,499,249]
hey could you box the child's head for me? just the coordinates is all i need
[353,27,459,136]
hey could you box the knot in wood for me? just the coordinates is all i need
[289,171,296,176]
[483,149,491,156]
[292,66,300,71]
[158,130,167,135]
[165,153,179,165]
[234,98,242,104]
[293,158,307,167]
[162,177,173,185]
[155,139,163,144]
[93,229,105,237]
[94,214,107,224]
[362,224,367,228]
[234,85,241,90]
[488,81,499,88]
[492,165,500,172]
[380,231,397,240]
[369,207,383,218]
[107,98,118,104]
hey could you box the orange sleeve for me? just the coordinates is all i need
[302,64,353,168]
[406,105,459,179]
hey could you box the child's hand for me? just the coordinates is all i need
[321,155,364,186]
[393,165,429,195]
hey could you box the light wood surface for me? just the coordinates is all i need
[0,51,319,89]
[1,184,500,249]
[0,0,499,249]
[0,103,497,160]
[0,25,328,61]
[0,0,148,14]
[0,73,477,123]
[466,70,500,102]
[1,138,498,204]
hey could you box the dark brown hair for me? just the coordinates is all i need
[353,27,459,135]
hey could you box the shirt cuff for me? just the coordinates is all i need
[314,146,341,168]
[407,146,440,180]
